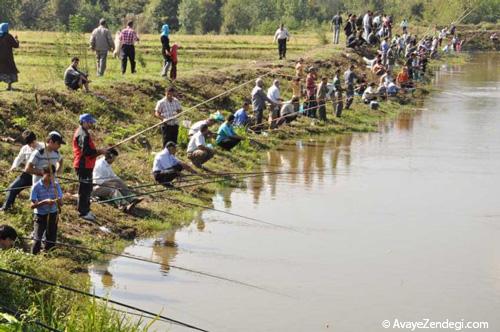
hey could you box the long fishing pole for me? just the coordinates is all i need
[0,268,209,332]
[0,303,61,332]
[19,237,271,293]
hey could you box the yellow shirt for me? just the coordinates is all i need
[295,63,304,78]
[291,81,302,98]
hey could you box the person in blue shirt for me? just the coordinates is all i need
[30,165,63,255]
[233,101,250,127]
[216,114,242,151]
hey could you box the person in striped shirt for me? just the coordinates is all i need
[120,21,139,74]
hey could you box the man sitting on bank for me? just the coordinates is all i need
[187,124,214,170]
[153,141,197,187]
[216,114,242,151]
[64,57,90,92]
[92,148,142,213]
[277,96,300,127]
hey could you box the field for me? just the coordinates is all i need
[0,28,442,331]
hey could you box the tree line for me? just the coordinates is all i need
[1,0,498,34]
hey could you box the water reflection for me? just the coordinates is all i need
[151,230,178,274]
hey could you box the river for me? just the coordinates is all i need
[90,53,500,332]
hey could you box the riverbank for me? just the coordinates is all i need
[0,34,474,330]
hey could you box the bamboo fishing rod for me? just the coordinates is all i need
[19,237,272,294]
[0,268,209,332]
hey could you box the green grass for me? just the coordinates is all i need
[0,28,455,331]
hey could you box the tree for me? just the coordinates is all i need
[222,0,257,33]
[143,0,181,32]
[199,0,224,33]
[0,0,21,26]
[46,0,81,27]
[178,0,201,33]
[16,0,48,29]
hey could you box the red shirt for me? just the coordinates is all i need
[171,44,178,64]
[73,126,98,169]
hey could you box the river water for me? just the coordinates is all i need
[90,53,500,332]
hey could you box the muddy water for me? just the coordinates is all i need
[90,53,500,331]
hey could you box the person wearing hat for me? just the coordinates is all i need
[64,57,90,92]
[92,148,142,213]
[1,130,43,212]
[155,87,182,147]
[153,141,197,187]
[188,112,223,137]
[73,113,108,222]
[0,224,17,250]
[90,19,114,77]
[30,165,63,255]
[25,131,65,185]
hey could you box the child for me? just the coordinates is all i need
[30,165,63,254]
[170,43,179,81]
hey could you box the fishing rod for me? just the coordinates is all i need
[0,303,61,332]
[110,69,277,149]
[0,268,209,332]
[19,237,271,293]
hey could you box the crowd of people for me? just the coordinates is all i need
[0,15,463,254]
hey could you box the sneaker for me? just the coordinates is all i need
[80,212,96,222]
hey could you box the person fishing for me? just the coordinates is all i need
[30,165,63,255]
[155,87,182,146]
[73,114,108,222]
[92,148,142,213]
[251,78,277,132]
[305,67,318,118]
[25,131,65,185]
[344,64,357,110]
[89,19,114,77]
[0,224,17,250]
[188,112,223,137]
[216,114,242,151]
[267,79,282,128]
[1,131,43,212]
[187,124,214,170]
[332,69,344,117]
[316,76,328,121]
[64,57,90,92]
[0,23,19,91]
[153,142,197,187]
[120,21,139,74]
[233,101,251,127]
[277,96,300,126]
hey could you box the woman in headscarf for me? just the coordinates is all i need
[0,23,19,91]
[160,24,171,77]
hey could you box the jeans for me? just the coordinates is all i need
[161,124,179,147]
[278,39,287,59]
[161,59,171,77]
[333,26,340,44]
[32,212,58,255]
[96,50,108,76]
[76,168,93,216]
[121,44,136,74]
[2,172,32,210]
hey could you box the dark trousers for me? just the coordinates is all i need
[278,39,287,59]
[318,103,327,121]
[161,124,179,147]
[32,212,58,255]
[121,44,136,74]
[170,62,177,80]
[217,137,241,151]
[254,108,264,132]
[306,95,317,118]
[154,164,183,187]
[76,168,93,216]
[2,172,32,210]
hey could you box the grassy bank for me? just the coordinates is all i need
[0,29,471,330]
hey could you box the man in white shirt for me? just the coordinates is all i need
[92,148,141,212]
[187,124,214,170]
[1,130,43,211]
[267,80,282,128]
[188,112,223,137]
[155,87,182,147]
[362,82,378,104]
[363,11,372,40]
[273,23,290,60]
[153,142,197,187]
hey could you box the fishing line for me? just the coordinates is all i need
[0,303,61,332]
[0,268,209,332]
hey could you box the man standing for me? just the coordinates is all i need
[187,124,214,170]
[30,165,63,255]
[273,23,290,60]
[120,21,139,74]
[252,79,276,132]
[0,224,17,249]
[153,142,197,187]
[73,114,108,222]
[155,87,182,147]
[306,67,318,118]
[267,79,282,128]
[331,12,343,44]
[332,69,344,117]
[90,19,114,77]
[92,149,142,213]
[344,64,357,110]
[316,76,328,121]
[363,11,372,40]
